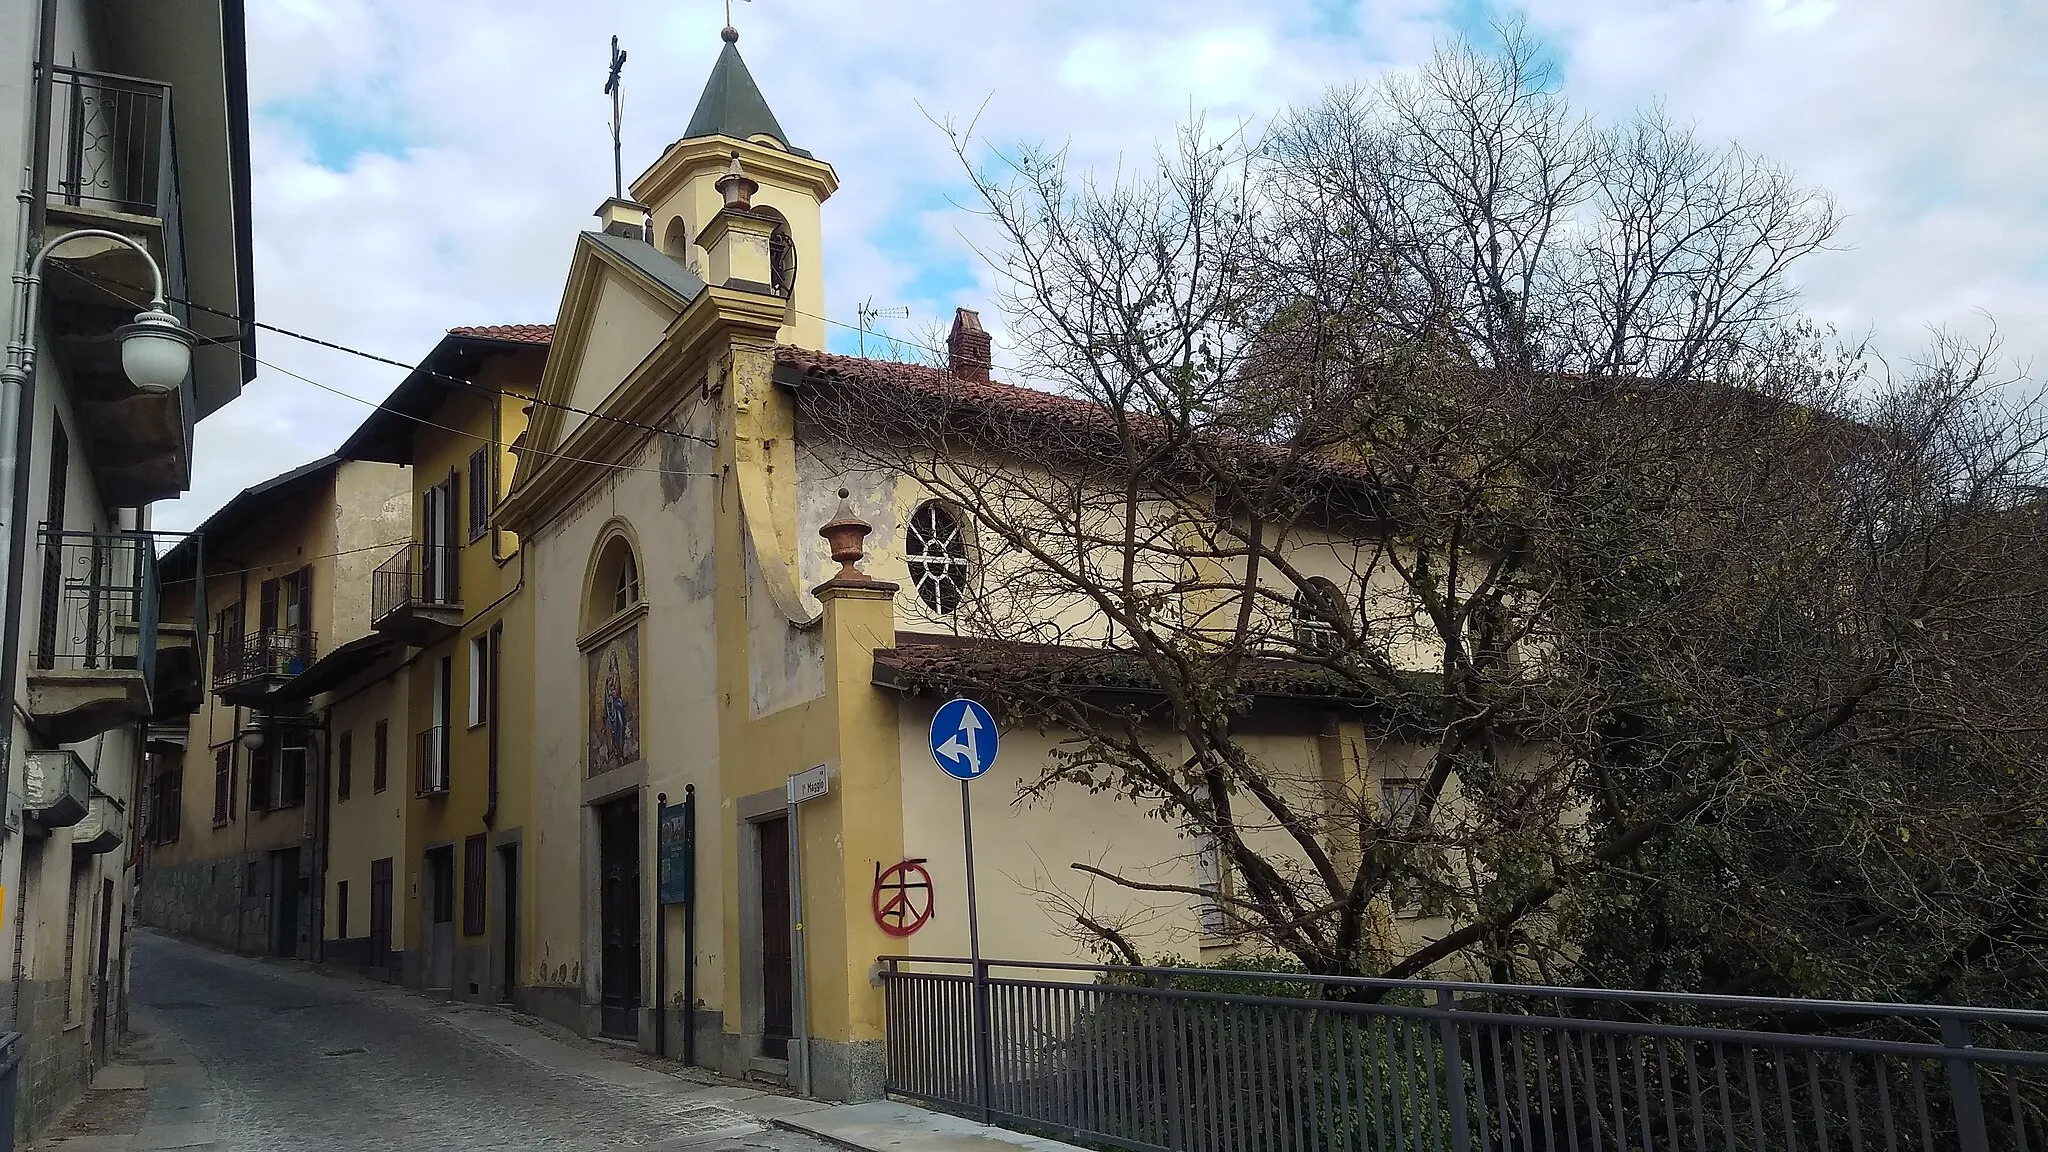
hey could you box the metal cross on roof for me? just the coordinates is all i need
[723,0,752,35]
[604,35,628,199]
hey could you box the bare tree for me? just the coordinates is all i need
[805,30,2048,999]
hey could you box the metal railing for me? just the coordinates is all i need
[415,725,449,796]
[33,529,158,687]
[372,543,461,623]
[210,629,316,689]
[880,957,2048,1152]
[44,66,187,302]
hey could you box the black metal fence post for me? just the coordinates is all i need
[1435,986,1475,1152]
[654,792,667,1060]
[1942,1016,1993,1152]
[682,784,696,1067]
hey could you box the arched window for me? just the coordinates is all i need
[587,533,642,631]
[1292,576,1348,656]
[906,501,969,614]
[754,206,796,297]
[661,215,691,260]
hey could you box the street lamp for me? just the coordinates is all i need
[238,723,266,753]
[2,227,194,394]
[0,227,196,796]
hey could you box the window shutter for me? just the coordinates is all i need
[373,720,389,793]
[441,473,462,600]
[259,578,279,635]
[293,567,313,632]
[337,732,353,802]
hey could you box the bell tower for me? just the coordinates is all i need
[631,27,837,349]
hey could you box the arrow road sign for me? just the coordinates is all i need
[930,697,999,781]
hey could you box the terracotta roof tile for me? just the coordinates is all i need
[775,345,1105,423]
[872,633,1402,707]
[775,346,1379,487]
[449,324,555,345]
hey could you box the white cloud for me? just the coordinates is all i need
[155,0,2047,531]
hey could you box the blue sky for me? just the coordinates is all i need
[157,0,2048,531]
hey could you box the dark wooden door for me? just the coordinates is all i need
[497,845,518,1003]
[368,858,393,972]
[92,878,113,1052]
[272,848,301,958]
[758,815,793,1060]
[598,797,641,1039]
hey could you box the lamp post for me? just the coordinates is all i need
[0,227,194,798]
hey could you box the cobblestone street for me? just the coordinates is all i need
[48,932,837,1151]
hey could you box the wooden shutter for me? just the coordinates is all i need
[461,834,487,936]
[441,473,462,600]
[467,447,489,540]
[258,578,279,635]
[337,880,349,941]
[213,747,231,822]
[373,720,389,792]
[336,732,353,802]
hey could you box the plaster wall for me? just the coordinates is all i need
[324,666,410,954]
[527,395,725,1035]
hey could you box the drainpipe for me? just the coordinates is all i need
[0,0,62,822]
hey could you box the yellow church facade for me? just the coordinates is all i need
[491,30,1443,1101]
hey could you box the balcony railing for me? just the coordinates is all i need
[415,725,450,797]
[211,629,317,691]
[43,66,186,301]
[373,543,461,621]
[33,529,158,688]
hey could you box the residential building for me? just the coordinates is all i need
[335,324,541,1002]
[139,457,409,963]
[0,0,253,1133]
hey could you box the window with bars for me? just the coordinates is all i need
[212,746,233,823]
[461,834,487,936]
[336,731,353,802]
[467,446,491,540]
[372,720,389,792]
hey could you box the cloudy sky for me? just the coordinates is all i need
[155,0,2048,531]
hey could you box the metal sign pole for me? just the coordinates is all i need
[962,777,991,1125]
[789,786,811,1098]
[682,783,696,1067]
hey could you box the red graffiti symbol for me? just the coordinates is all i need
[873,859,935,937]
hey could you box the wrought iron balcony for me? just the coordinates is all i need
[372,543,462,644]
[211,628,317,704]
[39,66,195,507]
[26,530,159,743]
[415,725,450,797]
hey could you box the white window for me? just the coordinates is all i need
[1194,835,1226,937]
[1292,576,1348,656]
[468,634,488,728]
[1382,779,1423,918]
[906,501,970,614]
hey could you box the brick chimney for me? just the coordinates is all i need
[946,308,992,383]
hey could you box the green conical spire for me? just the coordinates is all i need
[684,29,799,153]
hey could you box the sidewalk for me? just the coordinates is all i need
[39,938,1087,1152]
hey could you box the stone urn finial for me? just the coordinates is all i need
[819,488,871,580]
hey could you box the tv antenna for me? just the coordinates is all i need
[856,297,909,358]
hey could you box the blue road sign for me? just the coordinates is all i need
[930,697,999,781]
